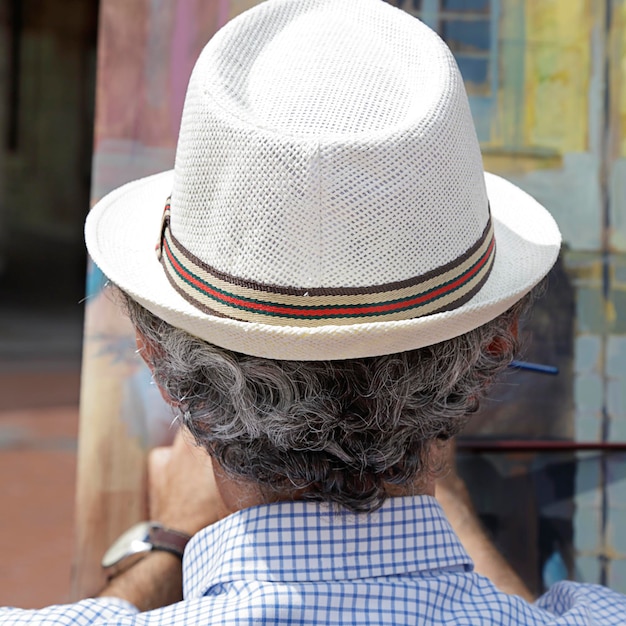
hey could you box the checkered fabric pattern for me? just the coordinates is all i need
[2,496,626,624]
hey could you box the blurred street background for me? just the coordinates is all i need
[0,0,96,607]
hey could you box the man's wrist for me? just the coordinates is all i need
[99,550,184,612]
[102,522,192,579]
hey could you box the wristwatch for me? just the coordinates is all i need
[101,521,192,578]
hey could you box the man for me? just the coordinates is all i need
[3,0,625,623]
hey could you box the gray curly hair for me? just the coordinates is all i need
[120,289,535,513]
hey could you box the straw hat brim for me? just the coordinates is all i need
[85,170,561,360]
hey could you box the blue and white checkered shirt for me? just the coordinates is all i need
[2,495,625,624]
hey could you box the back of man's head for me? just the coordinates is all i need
[86,0,560,511]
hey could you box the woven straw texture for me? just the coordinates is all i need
[174,0,487,288]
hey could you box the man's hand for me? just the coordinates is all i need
[435,442,535,602]
[435,445,477,536]
[98,430,229,611]
[149,429,230,535]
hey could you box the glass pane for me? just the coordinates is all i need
[443,0,490,12]
[458,451,617,595]
[382,0,423,9]
[455,56,489,92]
[441,18,491,53]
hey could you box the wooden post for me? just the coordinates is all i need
[71,0,239,598]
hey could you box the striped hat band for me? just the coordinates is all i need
[156,198,497,327]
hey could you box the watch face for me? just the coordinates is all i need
[101,521,153,569]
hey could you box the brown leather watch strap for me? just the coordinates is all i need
[148,524,192,559]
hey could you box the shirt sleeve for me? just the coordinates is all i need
[535,580,626,624]
[0,597,139,625]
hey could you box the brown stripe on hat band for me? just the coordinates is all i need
[156,199,496,327]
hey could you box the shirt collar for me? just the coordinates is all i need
[183,495,473,599]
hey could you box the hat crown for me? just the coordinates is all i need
[170,0,489,292]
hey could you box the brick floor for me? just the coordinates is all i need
[0,389,79,608]
[0,214,85,608]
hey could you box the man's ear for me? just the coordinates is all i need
[135,331,155,368]
[135,331,175,406]
[486,319,519,356]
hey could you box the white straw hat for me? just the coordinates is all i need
[85,0,561,361]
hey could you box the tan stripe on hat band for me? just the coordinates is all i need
[156,198,496,327]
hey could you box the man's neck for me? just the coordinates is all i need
[211,457,435,516]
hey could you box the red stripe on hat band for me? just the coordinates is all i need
[156,198,496,324]
[162,235,495,318]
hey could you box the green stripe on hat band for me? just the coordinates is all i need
[156,198,496,325]
[161,233,495,319]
